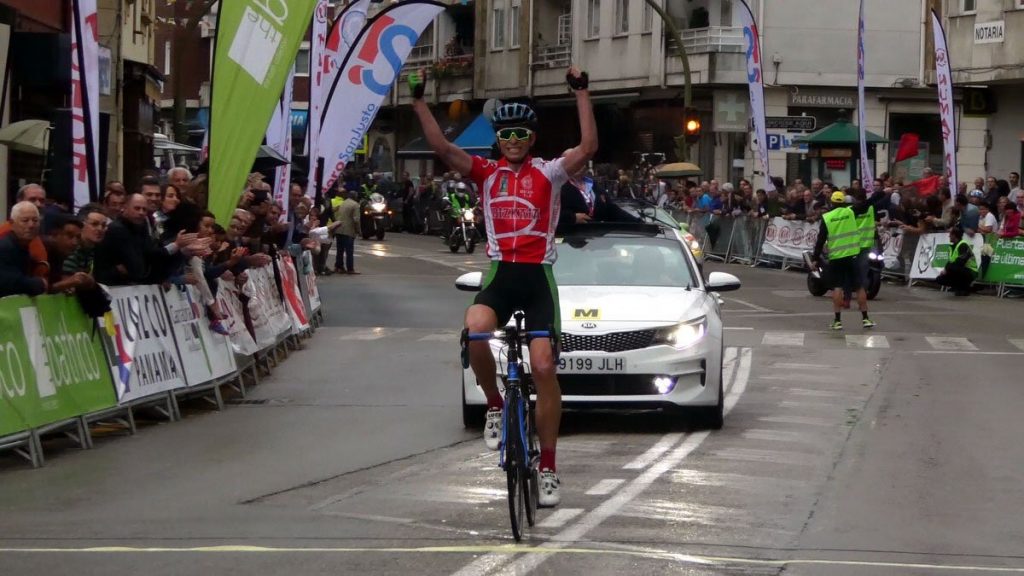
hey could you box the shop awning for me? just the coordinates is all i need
[452,114,495,154]
[795,118,887,145]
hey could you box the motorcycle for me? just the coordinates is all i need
[803,249,883,300]
[446,206,480,254]
[360,192,391,240]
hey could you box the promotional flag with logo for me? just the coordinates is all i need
[319,0,445,193]
[931,10,957,190]
[736,1,773,191]
[70,0,100,209]
[208,0,317,224]
[856,0,873,193]
[305,0,332,199]
[266,70,294,217]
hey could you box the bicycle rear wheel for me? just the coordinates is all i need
[505,392,526,541]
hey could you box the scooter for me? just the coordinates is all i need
[444,200,480,254]
[360,192,390,240]
[803,249,883,300]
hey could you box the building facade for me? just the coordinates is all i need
[944,0,1024,181]
[0,0,159,216]
[382,0,991,189]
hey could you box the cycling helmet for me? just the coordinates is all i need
[491,102,538,129]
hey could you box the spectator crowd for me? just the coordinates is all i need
[0,168,342,334]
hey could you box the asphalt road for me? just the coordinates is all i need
[2,231,1024,575]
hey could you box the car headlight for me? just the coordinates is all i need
[868,251,881,261]
[654,316,707,349]
[463,209,475,222]
[370,202,386,212]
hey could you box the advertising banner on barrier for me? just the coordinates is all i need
[878,228,905,272]
[760,217,819,260]
[302,251,321,313]
[163,285,238,385]
[100,285,187,403]
[214,280,260,356]
[985,236,1024,284]
[0,295,116,437]
[910,232,984,280]
[246,264,293,348]
[279,254,310,332]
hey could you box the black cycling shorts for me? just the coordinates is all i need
[473,262,561,335]
[828,255,862,291]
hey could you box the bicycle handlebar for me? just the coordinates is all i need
[466,330,551,342]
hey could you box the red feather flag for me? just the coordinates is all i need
[894,133,920,163]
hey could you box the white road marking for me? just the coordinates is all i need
[726,298,775,313]
[1011,339,1024,352]
[742,429,820,444]
[761,331,804,346]
[786,388,850,398]
[925,336,977,351]
[769,362,833,370]
[914,350,1024,356]
[585,479,625,496]
[338,328,409,341]
[846,335,890,349]
[622,433,682,470]
[759,415,835,426]
[450,348,753,576]
[536,508,584,528]
[721,347,738,394]
[723,326,754,331]
[759,373,836,383]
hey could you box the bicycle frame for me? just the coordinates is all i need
[463,311,554,540]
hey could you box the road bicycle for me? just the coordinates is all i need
[462,311,554,541]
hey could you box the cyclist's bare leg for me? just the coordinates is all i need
[855,287,868,312]
[528,338,560,453]
[465,304,499,401]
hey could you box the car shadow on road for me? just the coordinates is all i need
[559,409,706,436]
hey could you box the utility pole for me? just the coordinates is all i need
[643,0,693,162]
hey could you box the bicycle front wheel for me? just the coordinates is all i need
[505,394,526,541]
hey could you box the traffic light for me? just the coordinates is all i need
[684,108,702,143]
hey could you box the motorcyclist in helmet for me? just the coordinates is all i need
[443,181,474,240]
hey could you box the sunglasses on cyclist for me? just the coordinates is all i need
[495,127,533,142]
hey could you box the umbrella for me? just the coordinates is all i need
[654,162,703,178]
[0,119,51,155]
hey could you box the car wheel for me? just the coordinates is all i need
[462,381,485,429]
[866,272,882,300]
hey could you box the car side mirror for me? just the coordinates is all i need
[706,271,741,292]
[455,271,483,292]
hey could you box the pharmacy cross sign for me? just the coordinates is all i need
[715,92,749,132]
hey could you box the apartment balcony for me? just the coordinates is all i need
[668,25,745,54]
[533,44,571,69]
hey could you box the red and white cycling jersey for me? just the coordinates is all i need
[468,155,568,265]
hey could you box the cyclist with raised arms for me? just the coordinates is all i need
[411,67,597,507]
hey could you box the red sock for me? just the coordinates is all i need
[485,391,504,411]
[540,448,556,472]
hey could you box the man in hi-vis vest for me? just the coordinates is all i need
[811,191,876,331]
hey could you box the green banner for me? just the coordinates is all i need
[0,295,116,438]
[985,236,1024,284]
[208,0,317,224]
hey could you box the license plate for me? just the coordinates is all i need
[558,356,625,373]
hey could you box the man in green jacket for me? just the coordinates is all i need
[812,191,875,331]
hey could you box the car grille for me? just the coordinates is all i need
[561,329,656,353]
[558,374,660,396]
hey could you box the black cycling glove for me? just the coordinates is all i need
[566,70,589,91]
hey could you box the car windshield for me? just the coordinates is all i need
[554,236,696,288]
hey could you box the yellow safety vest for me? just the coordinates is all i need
[329,197,343,224]
[954,240,978,273]
[823,206,860,260]
[855,205,875,250]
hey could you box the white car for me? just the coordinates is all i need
[457,222,741,429]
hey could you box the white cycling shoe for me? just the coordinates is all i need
[538,469,561,508]
[484,409,502,451]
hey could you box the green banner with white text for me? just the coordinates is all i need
[0,295,116,438]
[208,0,317,224]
